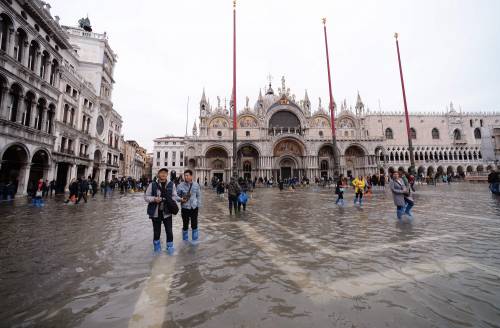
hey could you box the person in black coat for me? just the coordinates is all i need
[77,177,89,203]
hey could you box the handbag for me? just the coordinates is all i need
[238,192,248,204]
[35,190,42,197]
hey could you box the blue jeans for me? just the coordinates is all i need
[396,206,405,219]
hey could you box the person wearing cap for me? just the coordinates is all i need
[144,168,179,254]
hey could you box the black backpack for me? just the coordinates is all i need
[147,181,179,217]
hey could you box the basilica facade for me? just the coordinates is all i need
[183,77,500,182]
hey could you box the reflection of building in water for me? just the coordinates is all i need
[177,76,499,182]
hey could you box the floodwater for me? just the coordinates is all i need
[0,183,499,327]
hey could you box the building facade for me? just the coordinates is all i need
[121,139,146,180]
[0,0,123,195]
[152,136,185,177]
[182,77,500,182]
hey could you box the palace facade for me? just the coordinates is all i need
[181,76,500,182]
[0,0,139,195]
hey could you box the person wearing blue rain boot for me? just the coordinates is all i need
[390,171,409,221]
[166,241,175,255]
[145,168,179,254]
[192,228,199,242]
[177,170,202,244]
[153,240,161,253]
[182,230,189,242]
[335,175,346,207]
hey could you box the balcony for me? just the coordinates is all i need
[453,139,467,145]
[268,127,304,137]
[57,147,75,156]
[79,153,90,159]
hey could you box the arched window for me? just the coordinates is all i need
[410,128,417,140]
[385,128,393,140]
[49,59,59,86]
[474,128,481,139]
[40,51,49,79]
[14,28,27,63]
[0,14,14,52]
[28,41,40,71]
[453,129,462,141]
[432,128,440,139]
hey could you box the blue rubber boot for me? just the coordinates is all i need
[166,242,175,255]
[192,229,199,241]
[182,230,189,241]
[153,240,161,253]
[359,199,363,206]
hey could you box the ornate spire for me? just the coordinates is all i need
[355,91,364,116]
[303,90,311,114]
[200,88,209,114]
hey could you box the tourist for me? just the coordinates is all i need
[76,177,88,204]
[144,168,179,254]
[335,175,347,206]
[488,169,500,195]
[177,170,202,243]
[352,175,366,206]
[49,180,56,196]
[33,179,44,207]
[91,178,98,197]
[227,177,241,215]
[389,171,414,220]
[64,179,79,204]
[42,180,49,198]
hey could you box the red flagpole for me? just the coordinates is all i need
[394,33,415,172]
[232,0,238,178]
[322,18,340,178]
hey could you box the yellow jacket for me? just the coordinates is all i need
[352,178,366,193]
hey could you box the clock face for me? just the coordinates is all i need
[96,115,104,135]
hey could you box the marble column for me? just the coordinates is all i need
[18,163,31,196]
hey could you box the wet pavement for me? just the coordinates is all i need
[0,183,499,328]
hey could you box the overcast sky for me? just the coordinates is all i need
[49,0,500,151]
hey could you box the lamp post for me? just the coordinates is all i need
[394,33,415,173]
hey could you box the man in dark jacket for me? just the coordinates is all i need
[227,178,241,215]
[76,177,89,204]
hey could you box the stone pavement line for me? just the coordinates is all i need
[211,202,475,302]
[249,210,462,259]
[127,213,238,327]
[413,209,499,223]
[128,254,177,328]
[216,204,486,303]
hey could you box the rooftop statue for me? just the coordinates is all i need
[78,16,92,32]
